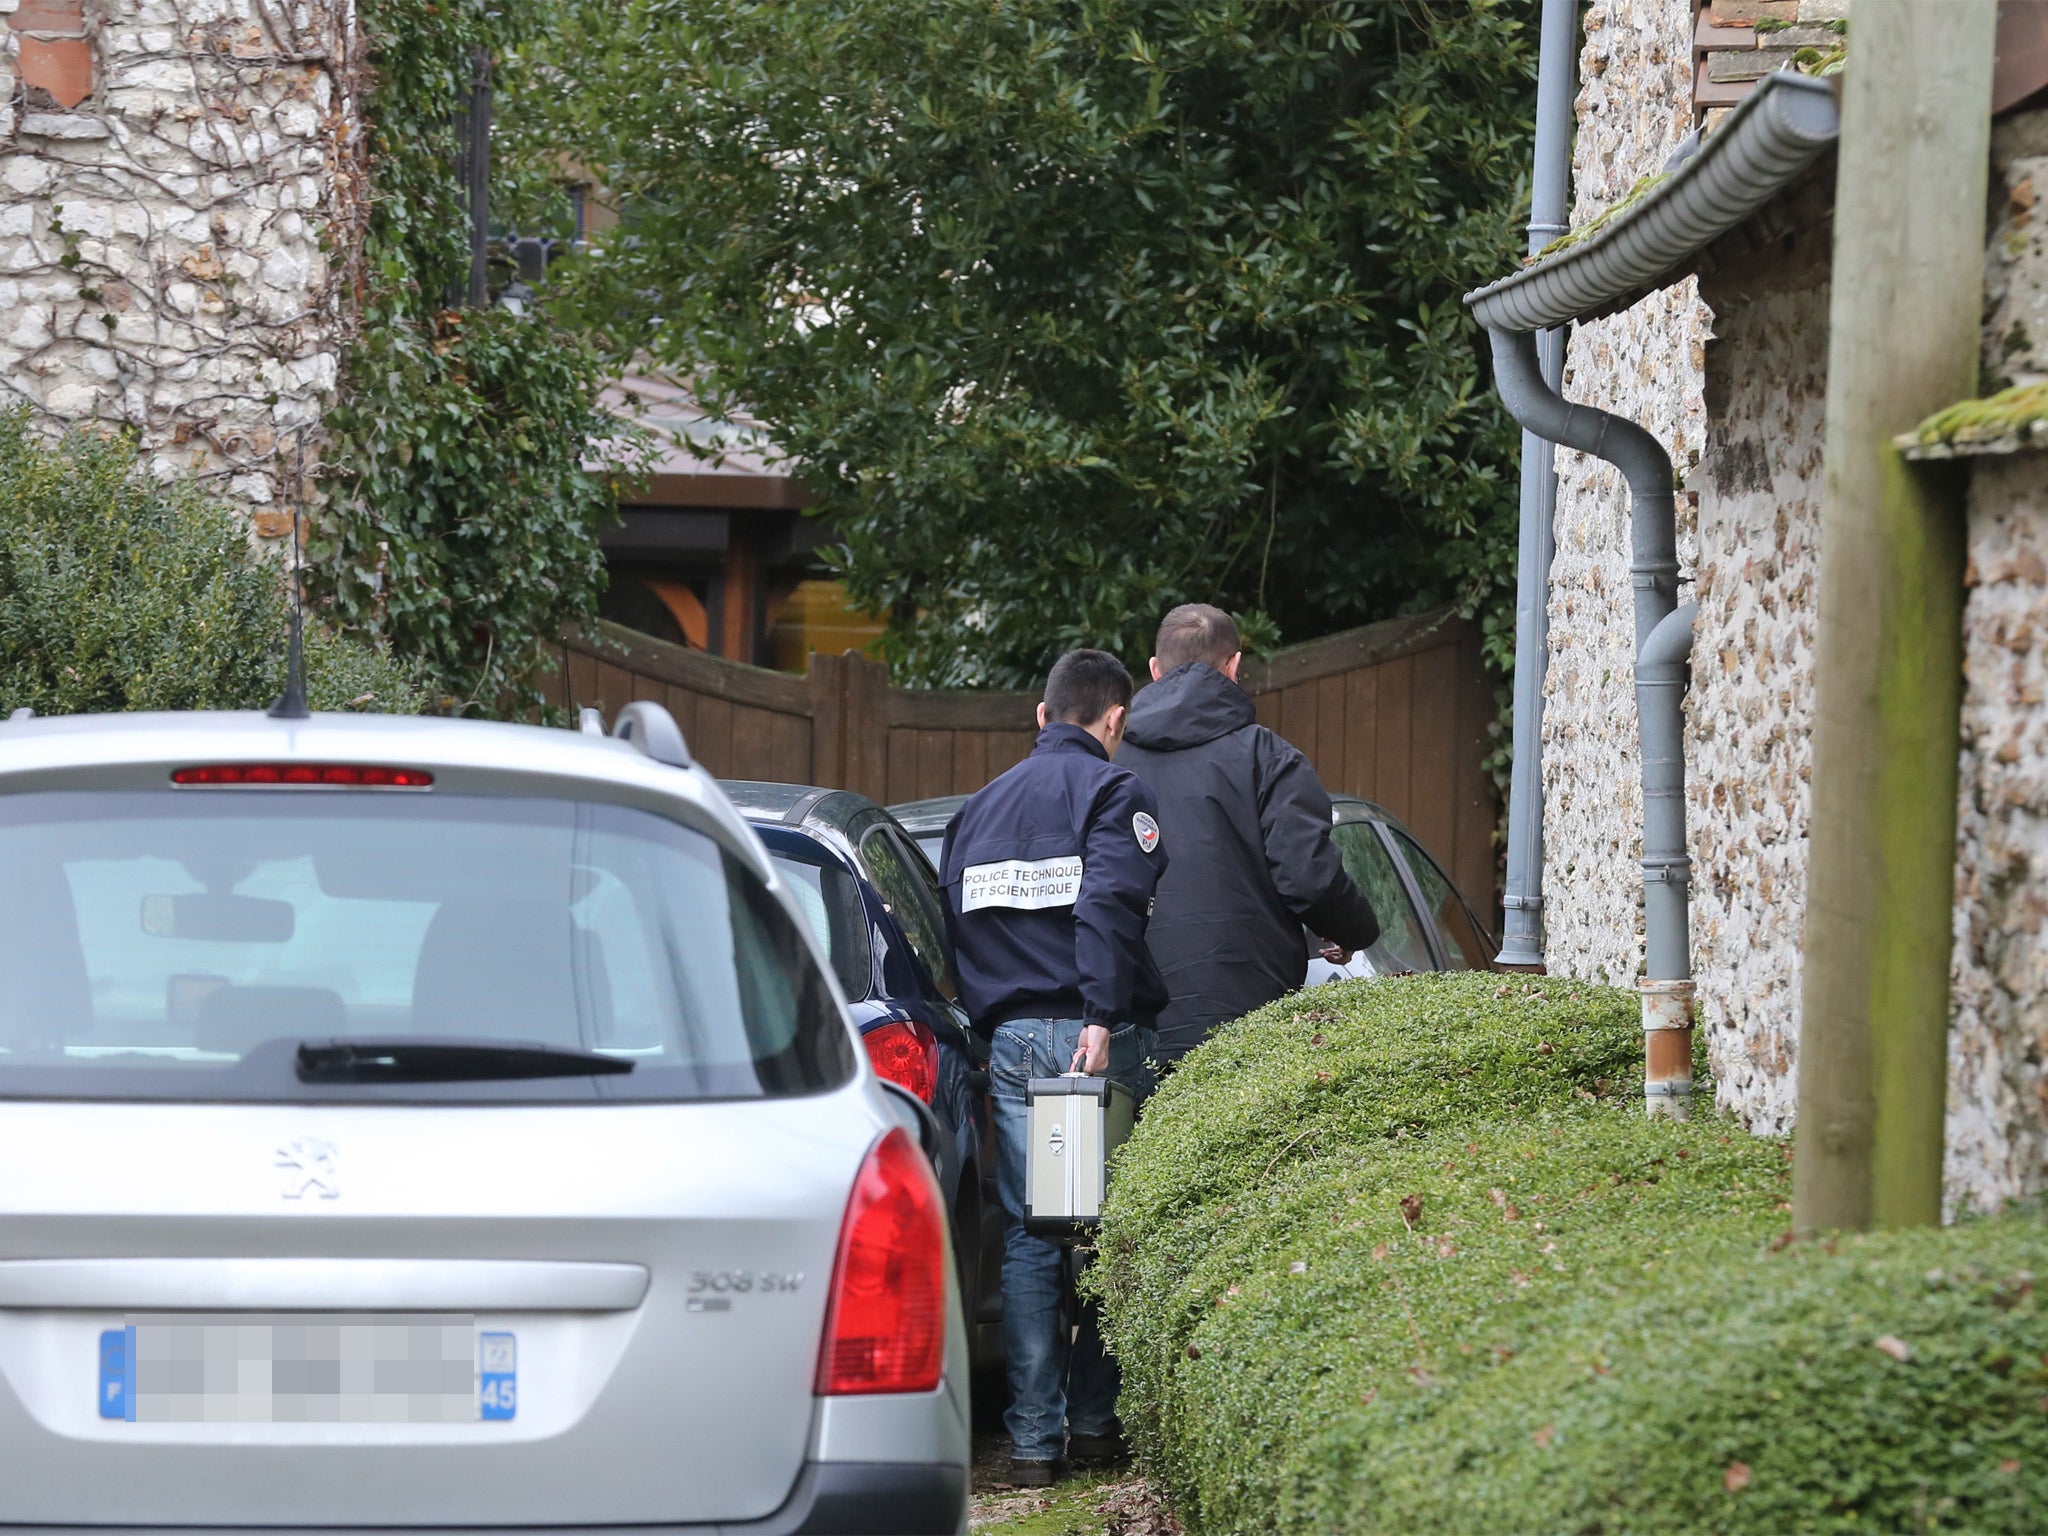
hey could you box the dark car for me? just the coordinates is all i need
[722,782,1004,1360]
[888,791,1497,987]
[1312,795,1498,980]
[884,795,964,874]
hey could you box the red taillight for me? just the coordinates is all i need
[815,1127,946,1396]
[862,1018,938,1104]
[171,764,434,788]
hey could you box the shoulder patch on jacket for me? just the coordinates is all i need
[1133,810,1161,854]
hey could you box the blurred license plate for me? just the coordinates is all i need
[98,1316,517,1423]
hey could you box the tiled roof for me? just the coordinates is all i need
[592,371,813,511]
[1695,1,2048,129]
[1693,1,1847,128]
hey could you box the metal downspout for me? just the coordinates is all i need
[1487,327,1694,1114]
[1638,601,1698,1117]
[1496,0,1578,969]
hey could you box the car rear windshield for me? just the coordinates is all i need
[0,791,855,1103]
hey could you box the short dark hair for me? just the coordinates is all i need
[1155,603,1241,671]
[1043,648,1133,726]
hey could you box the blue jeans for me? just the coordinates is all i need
[990,1017,1156,1462]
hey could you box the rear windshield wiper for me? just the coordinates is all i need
[295,1038,635,1083]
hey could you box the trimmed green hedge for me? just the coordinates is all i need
[1093,973,2048,1534]
[1370,1219,2048,1533]
[0,412,425,716]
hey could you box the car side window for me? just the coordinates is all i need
[858,827,955,999]
[767,851,873,1001]
[1330,822,1435,974]
[1388,829,1491,971]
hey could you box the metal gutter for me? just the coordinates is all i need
[1465,70,1840,334]
[1488,332,1680,662]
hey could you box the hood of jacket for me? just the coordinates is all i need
[1123,662,1257,752]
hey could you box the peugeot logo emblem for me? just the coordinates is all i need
[275,1138,339,1200]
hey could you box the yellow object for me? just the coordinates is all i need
[765,579,887,673]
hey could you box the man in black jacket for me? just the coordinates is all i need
[1118,604,1379,1066]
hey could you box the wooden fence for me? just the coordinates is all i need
[548,608,1500,910]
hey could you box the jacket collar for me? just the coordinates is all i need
[1033,721,1109,761]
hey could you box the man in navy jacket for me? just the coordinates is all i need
[941,649,1165,1485]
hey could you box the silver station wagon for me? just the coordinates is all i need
[0,704,969,1534]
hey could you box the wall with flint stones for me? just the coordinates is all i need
[1945,107,2048,1212]
[1541,0,1829,1138]
[1683,197,1830,1139]
[0,0,359,534]
[1537,0,1837,1139]
[1541,29,2048,1207]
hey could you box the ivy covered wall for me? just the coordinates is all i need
[0,0,632,715]
[311,0,635,714]
[0,0,355,533]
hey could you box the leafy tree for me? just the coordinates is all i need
[509,0,1534,685]
[0,412,426,716]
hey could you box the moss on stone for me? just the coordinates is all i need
[1792,41,1847,76]
[1904,381,2048,453]
[1529,172,1671,264]
[1759,16,1847,35]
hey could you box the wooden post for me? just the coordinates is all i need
[842,652,892,802]
[1794,0,1996,1234]
[719,528,759,663]
[808,651,848,788]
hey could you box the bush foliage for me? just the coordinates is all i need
[513,0,1535,686]
[1093,973,2048,1534]
[0,413,425,715]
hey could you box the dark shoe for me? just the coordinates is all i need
[1068,1428,1129,1465]
[1008,1457,1063,1487]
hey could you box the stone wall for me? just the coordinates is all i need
[1687,199,1831,1136]
[1949,456,2048,1210]
[1946,108,2048,1211]
[1536,25,2048,1204]
[1539,0,1832,1140]
[1540,0,1708,985]
[0,0,359,533]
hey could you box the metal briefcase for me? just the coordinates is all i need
[1023,1073,1136,1241]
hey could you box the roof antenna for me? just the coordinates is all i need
[268,505,310,721]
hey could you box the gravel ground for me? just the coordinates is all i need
[967,1428,1183,1535]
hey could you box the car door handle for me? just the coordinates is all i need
[0,1258,650,1312]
